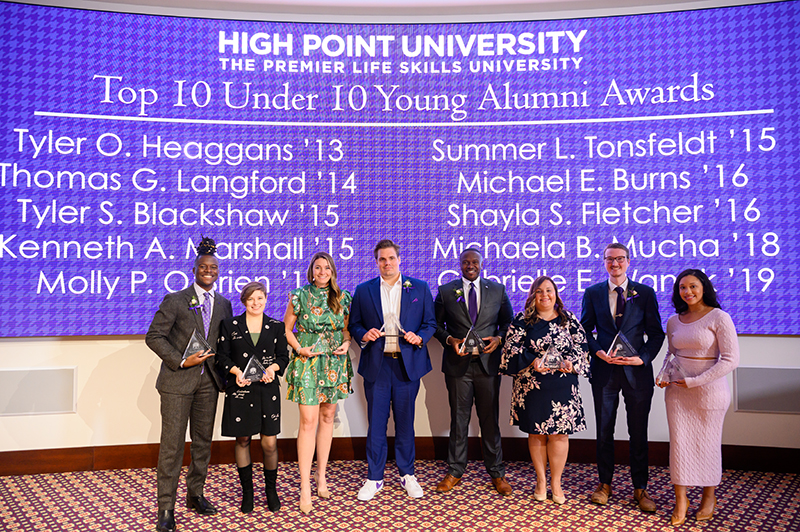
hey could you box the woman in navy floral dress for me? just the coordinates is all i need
[500,276,590,504]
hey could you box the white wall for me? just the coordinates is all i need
[2,333,798,452]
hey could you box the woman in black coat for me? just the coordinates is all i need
[216,281,289,513]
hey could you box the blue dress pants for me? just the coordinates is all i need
[363,356,420,480]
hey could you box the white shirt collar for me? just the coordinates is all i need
[193,283,215,299]
[462,276,481,286]
[608,277,629,293]
[380,275,402,289]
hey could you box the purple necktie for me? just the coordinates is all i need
[468,282,478,324]
[614,286,625,329]
[202,291,213,339]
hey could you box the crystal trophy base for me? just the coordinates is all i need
[242,356,266,383]
[379,312,406,338]
[461,326,486,354]
[183,329,214,360]
[311,336,332,354]
[609,331,638,358]
[656,353,687,385]
[541,345,565,370]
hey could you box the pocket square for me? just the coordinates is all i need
[412,298,418,303]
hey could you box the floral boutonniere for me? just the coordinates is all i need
[188,296,201,314]
[454,287,464,302]
[403,280,412,292]
[626,288,639,301]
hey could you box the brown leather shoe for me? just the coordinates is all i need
[590,483,611,505]
[434,474,461,493]
[634,488,657,512]
[491,476,512,496]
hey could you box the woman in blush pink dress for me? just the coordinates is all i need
[658,269,739,527]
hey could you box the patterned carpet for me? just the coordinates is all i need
[1,460,797,532]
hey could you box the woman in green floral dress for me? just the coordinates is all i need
[283,251,353,513]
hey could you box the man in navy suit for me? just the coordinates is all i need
[433,249,514,495]
[580,242,665,512]
[349,239,437,501]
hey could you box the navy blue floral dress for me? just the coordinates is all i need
[499,310,590,435]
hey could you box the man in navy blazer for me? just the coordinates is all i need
[580,242,665,512]
[349,239,436,501]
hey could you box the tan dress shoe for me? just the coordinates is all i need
[670,512,686,527]
[590,483,611,505]
[491,477,512,496]
[695,497,717,521]
[434,474,461,493]
[634,488,657,512]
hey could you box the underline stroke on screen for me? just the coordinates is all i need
[33,109,773,127]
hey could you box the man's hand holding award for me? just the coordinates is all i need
[379,312,422,347]
[607,331,643,366]
[182,328,215,368]
[457,326,486,356]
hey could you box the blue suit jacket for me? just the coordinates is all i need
[349,275,436,383]
[580,280,665,390]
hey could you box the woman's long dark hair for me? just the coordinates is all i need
[523,276,569,326]
[671,269,722,314]
[306,251,344,314]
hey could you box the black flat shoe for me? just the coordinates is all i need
[156,509,175,532]
[186,495,217,515]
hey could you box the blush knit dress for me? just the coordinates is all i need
[663,308,739,487]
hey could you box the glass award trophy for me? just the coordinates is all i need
[183,328,214,360]
[656,353,687,386]
[541,344,565,370]
[379,312,406,338]
[242,356,266,383]
[460,326,486,354]
[609,332,638,358]
[311,334,334,355]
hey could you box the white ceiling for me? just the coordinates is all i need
[16,0,771,21]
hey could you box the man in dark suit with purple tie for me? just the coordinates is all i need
[349,239,436,501]
[146,238,233,532]
[433,249,514,495]
[580,242,665,513]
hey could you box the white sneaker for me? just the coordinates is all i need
[357,479,384,501]
[401,474,424,498]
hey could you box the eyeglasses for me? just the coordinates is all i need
[603,256,628,264]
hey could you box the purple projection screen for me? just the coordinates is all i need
[0,2,797,337]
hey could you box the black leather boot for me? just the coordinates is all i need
[238,464,254,514]
[264,467,281,512]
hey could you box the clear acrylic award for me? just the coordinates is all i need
[242,356,266,383]
[183,328,214,360]
[311,335,334,355]
[541,344,565,370]
[656,352,687,386]
[460,326,486,354]
[379,312,406,338]
[609,332,638,358]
